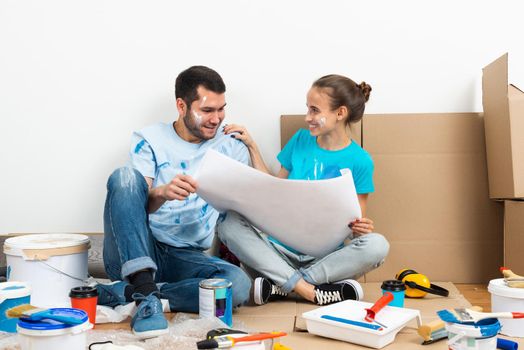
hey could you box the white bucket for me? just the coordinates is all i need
[17,308,92,350]
[445,318,500,350]
[4,234,90,308]
[488,278,524,337]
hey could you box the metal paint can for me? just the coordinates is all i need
[199,278,233,327]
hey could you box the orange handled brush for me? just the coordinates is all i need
[364,292,394,328]
[197,331,287,349]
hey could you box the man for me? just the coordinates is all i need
[98,66,251,338]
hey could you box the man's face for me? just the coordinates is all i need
[183,86,226,141]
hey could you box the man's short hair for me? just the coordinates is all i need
[175,66,226,107]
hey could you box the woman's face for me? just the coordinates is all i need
[305,87,340,136]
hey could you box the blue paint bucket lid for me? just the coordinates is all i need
[0,281,31,303]
[17,308,88,331]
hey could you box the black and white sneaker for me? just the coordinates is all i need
[313,279,364,306]
[253,277,288,305]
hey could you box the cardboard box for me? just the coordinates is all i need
[504,200,524,274]
[482,53,524,199]
[363,113,503,283]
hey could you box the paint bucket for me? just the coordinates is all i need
[17,308,92,350]
[199,278,233,327]
[3,234,90,308]
[488,278,524,337]
[0,281,31,333]
[445,318,500,350]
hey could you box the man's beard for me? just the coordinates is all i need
[183,109,218,141]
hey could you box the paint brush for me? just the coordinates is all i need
[196,331,287,349]
[437,308,524,324]
[7,304,84,325]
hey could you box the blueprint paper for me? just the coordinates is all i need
[194,149,362,257]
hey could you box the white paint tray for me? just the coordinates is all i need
[302,300,422,349]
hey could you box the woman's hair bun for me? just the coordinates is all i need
[358,81,372,102]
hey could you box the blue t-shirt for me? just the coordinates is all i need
[277,129,374,192]
[272,128,374,254]
[129,122,249,250]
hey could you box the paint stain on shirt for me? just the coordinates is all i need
[134,139,146,154]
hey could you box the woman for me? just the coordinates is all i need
[219,74,389,306]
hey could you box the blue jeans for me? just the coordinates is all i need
[217,211,390,293]
[103,167,251,312]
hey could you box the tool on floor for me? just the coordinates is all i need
[364,292,393,328]
[7,304,85,324]
[496,338,518,350]
[395,269,449,298]
[437,307,524,324]
[272,343,292,350]
[501,267,524,288]
[196,331,287,349]
[417,319,447,345]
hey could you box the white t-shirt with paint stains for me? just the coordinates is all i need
[129,122,249,250]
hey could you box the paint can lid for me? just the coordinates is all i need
[17,308,88,331]
[445,318,500,338]
[4,233,90,251]
[488,278,524,299]
[69,286,98,298]
[381,280,406,292]
[199,278,232,289]
[0,281,31,301]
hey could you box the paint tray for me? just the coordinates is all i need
[302,300,422,349]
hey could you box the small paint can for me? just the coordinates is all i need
[199,278,233,327]
[445,318,500,350]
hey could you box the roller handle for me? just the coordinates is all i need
[365,292,394,322]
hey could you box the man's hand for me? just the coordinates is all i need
[159,174,197,201]
[349,217,374,236]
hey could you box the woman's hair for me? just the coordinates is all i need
[312,74,372,125]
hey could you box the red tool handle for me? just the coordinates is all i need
[512,312,524,318]
[365,292,394,322]
[232,332,287,344]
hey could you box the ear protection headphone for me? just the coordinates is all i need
[395,269,449,298]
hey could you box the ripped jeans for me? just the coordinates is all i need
[217,211,390,293]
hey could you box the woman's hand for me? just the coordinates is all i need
[349,217,374,236]
[223,124,256,149]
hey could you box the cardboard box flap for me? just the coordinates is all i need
[510,84,524,94]
[482,53,509,115]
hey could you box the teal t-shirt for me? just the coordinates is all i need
[271,128,374,254]
[277,129,374,192]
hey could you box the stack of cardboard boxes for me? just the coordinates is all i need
[483,53,524,275]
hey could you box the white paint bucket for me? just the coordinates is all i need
[17,308,92,350]
[3,234,90,308]
[445,318,500,350]
[488,278,524,337]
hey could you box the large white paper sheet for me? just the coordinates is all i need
[194,150,362,257]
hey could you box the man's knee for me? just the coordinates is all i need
[216,211,242,243]
[107,167,146,193]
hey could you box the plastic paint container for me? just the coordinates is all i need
[17,308,92,350]
[445,318,500,350]
[199,278,233,327]
[381,280,406,307]
[488,278,524,337]
[4,234,90,308]
[0,281,31,333]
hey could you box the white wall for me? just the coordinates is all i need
[1,0,523,233]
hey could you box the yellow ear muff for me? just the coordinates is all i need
[395,269,449,298]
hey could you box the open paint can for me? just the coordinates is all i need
[0,281,31,333]
[199,278,233,327]
[445,318,500,350]
[4,234,90,308]
[17,308,92,350]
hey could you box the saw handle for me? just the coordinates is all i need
[365,292,394,322]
